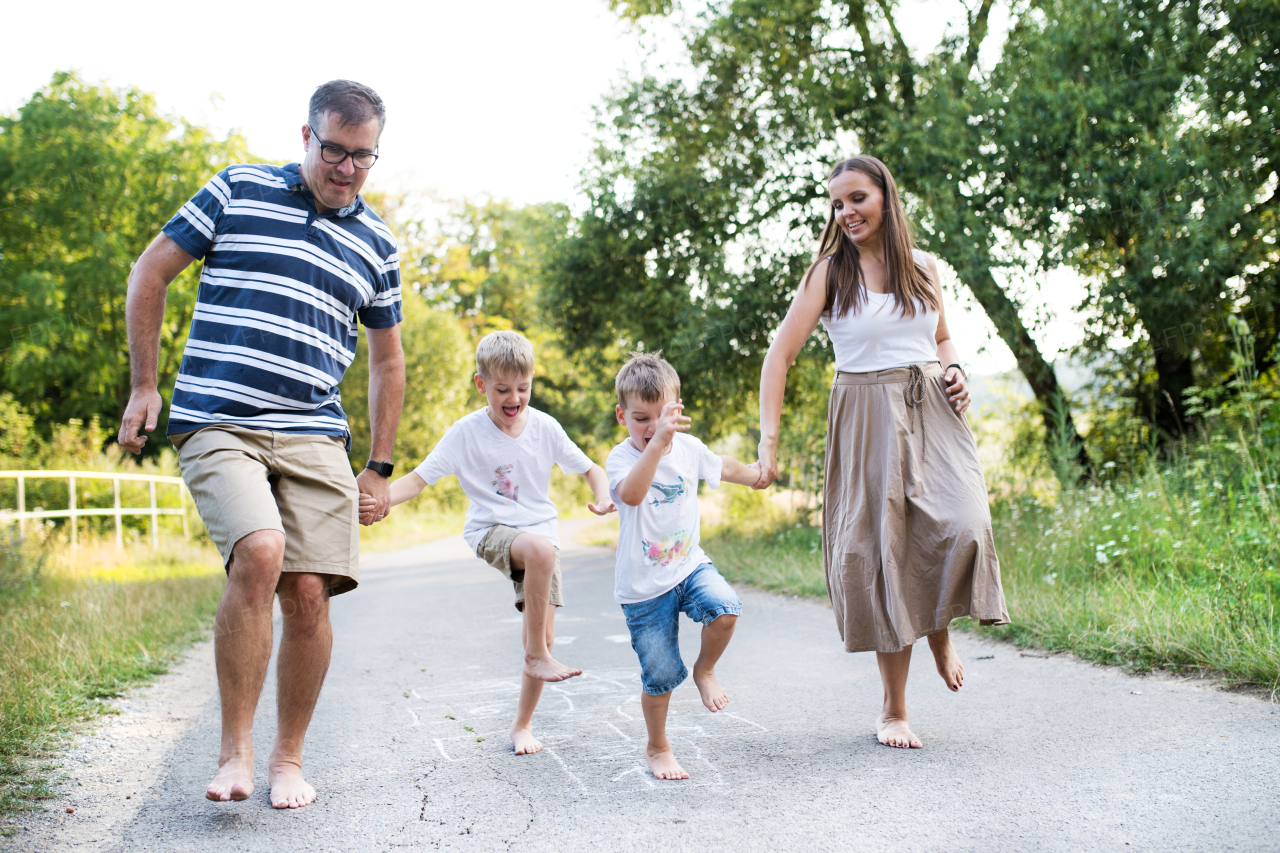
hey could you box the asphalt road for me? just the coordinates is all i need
[13,518,1280,852]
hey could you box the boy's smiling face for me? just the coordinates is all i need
[476,371,533,433]
[616,393,676,455]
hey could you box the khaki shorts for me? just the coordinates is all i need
[475,525,563,612]
[172,425,361,596]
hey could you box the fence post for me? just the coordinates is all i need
[149,480,158,550]
[16,475,24,537]
[179,483,190,540]
[69,475,77,552]
[113,478,123,551]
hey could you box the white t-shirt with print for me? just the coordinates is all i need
[606,433,723,605]
[415,407,594,552]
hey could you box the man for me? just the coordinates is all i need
[117,80,405,810]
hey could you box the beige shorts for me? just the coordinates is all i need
[172,425,361,596]
[475,525,563,612]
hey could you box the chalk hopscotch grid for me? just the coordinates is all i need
[403,670,768,795]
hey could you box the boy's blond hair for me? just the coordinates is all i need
[476,330,535,380]
[615,351,681,407]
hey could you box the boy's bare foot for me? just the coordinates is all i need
[206,754,254,802]
[927,630,965,692]
[645,746,690,780]
[510,725,543,755]
[877,714,922,749]
[524,654,582,682]
[692,666,730,712]
[268,759,316,809]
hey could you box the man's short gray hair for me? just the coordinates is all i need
[308,80,386,136]
[476,330,536,380]
[615,351,681,407]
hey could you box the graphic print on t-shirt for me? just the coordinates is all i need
[492,464,520,503]
[641,528,693,568]
[647,461,695,508]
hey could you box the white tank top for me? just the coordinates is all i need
[820,250,939,373]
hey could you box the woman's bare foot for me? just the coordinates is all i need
[927,630,965,692]
[692,666,730,712]
[510,725,543,755]
[524,653,582,682]
[645,745,690,780]
[268,759,316,809]
[206,754,254,802]
[877,714,923,749]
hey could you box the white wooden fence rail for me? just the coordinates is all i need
[0,471,189,550]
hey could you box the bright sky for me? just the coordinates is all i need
[2,0,1085,375]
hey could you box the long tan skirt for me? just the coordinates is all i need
[823,361,1009,653]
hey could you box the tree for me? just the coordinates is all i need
[551,0,1094,475]
[0,72,248,446]
[991,0,1278,439]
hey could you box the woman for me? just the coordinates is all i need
[756,155,1008,749]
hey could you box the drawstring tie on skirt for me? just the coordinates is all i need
[905,364,926,461]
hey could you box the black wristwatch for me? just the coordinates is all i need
[946,363,966,379]
[365,460,394,478]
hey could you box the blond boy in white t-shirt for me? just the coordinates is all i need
[365,331,614,755]
[607,352,760,780]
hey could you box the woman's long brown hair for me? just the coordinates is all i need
[803,155,940,319]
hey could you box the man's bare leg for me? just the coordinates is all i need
[207,530,284,802]
[511,604,556,755]
[691,614,737,712]
[268,571,331,809]
[640,692,688,780]
[927,628,965,691]
[875,645,922,748]
[510,534,580,682]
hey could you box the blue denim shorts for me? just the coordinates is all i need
[621,562,742,695]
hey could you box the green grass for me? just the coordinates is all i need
[0,533,225,823]
[704,446,1280,694]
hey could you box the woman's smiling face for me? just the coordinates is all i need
[829,168,884,248]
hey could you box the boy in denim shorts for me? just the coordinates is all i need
[373,331,614,755]
[607,352,760,780]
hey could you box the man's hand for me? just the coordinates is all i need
[117,387,164,455]
[357,492,385,526]
[356,468,390,525]
[654,398,691,450]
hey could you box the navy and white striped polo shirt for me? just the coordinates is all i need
[161,163,402,440]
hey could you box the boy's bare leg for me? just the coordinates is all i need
[207,530,283,802]
[511,604,556,754]
[267,571,331,809]
[875,646,922,748]
[691,614,737,712]
[640,692,689,780]
[510,533,581,682]
[927,627,965,691]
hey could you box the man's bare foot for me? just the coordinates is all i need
[510,725,543,755]
[523,654,582,682]
[645,746,690,780]
[268,760,316,809]
[877,714,923,749]
[206,754,254,802]
[692,667,730,712]
[927,630,965,692]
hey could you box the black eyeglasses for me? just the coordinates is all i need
[310,130,379,169]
